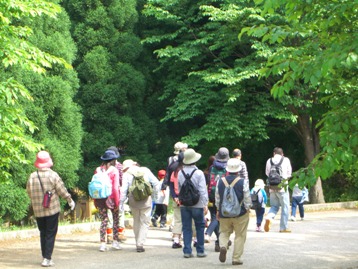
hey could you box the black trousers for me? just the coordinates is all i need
[36,212,59,259]
[153,204,168,224]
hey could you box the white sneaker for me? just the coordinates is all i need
[112,241,122,250]
[41,258,54,267]
[290,216,296,221]
[99,242,107,252]
[204,234,210,243]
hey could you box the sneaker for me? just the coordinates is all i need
[160,223,166,228]
[197,252,207,258]
[232,260,244,265]
[151,217,157,227]
[112,241,122,250]
[264,219,271,232]
[279,229,292,233]
[204,234,210,243]
[136,246,145,252]
[172,242,182,249]
[290,216,296,221]
[219,247,227,263]
[215,243,220,252]
[184,253,194,258]
[99,242,107,252]
[41,258,54,267]
[301,218,304,221]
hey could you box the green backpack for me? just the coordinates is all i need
[129,174,153,201]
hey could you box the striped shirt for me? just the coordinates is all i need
[26,168,72,218]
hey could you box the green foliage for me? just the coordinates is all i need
[0,183,30,224]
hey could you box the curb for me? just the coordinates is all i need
[1,201,357,242]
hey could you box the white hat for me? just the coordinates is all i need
[123,159,137,170]
[255,179,265,189]
[183,148,201,164]
[226,158,242,173]
[173,142,184,154]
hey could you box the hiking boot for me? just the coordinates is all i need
[41,258,54,267]
[172,242,182,249]
[215,243,220,252]
[118,233,127,242]
[227,240,232,250]
[264,219,271,232]
[151,217,157,227]
[219,247,227,263]
[232,260,244,265]
[112,241,122,250]
[197,252,207,258]
[99,242,107,252]
[183,253,194,258]
[279,229,292,233]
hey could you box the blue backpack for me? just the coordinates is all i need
[88,168,112,199]
[221,177,242,217]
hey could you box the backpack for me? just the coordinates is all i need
[208,167,226,203]
[88,168,112,199]
[268,157,284,186]
[250,189,261,210]
[129,173,153,201]
[221,177,242,217]
[178,169,199,206]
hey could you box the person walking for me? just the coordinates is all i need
[151,170,169,228]
[120,159,160,252]
[250,179,267,232]
[178,148,208,258]
[290,184,308,221]
[232,148,249,180]
[26,150,76,267]
[94,150,121,252]
[216,158,251,265]
[206,147,230,252]
[264,147,292,233]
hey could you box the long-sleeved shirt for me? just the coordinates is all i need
[120,166,160,209]
[265,154,292,192]
[26,168,72,217]
[177,165,208,208]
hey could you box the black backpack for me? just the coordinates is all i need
[268,157,284,186]
[250,189,261,210]
[178,169,200,206]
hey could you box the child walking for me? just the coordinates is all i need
[250,179,267,232]
[151,170,169,228]
[290,184,308,221]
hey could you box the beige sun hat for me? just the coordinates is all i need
[183,148,201,164]
[123,159,137,170]
[226,158,242,173]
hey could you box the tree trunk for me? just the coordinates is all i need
[292,111,326,204]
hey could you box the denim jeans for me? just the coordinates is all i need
[205,205,219,243]
[255,207,265,227]
[267,190,290,231]
[291,196,304,218]
[180,206,205,255]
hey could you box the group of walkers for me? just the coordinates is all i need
[26,144,308,267]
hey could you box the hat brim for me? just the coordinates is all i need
[226,167,240,173]
[214,153,229,162]
[183,153,201,165]
[34,160,53,168]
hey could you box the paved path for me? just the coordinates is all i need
[0,209,357,269]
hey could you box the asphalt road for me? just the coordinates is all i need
[0,209,357,269]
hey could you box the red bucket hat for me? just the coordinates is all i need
[34,151,53,168]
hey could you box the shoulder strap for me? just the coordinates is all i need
[270,156,284,167]
[181,169,197,180]
[222,177,229,187]
[36,170,45,194]
[255,188,261,195]
[229,177,241,187]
